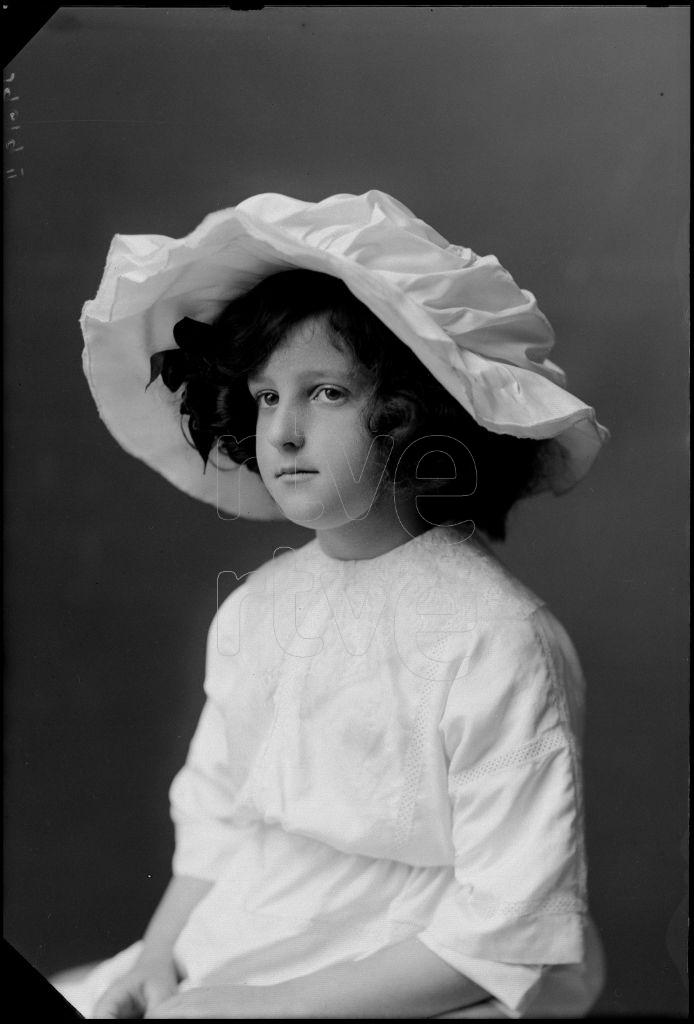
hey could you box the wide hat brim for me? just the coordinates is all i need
[81,190,609,521]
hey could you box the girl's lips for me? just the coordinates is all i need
[276,471,318,482]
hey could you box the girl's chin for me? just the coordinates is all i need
[275,500,374,530]
[273,499,329,526]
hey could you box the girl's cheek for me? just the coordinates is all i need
[254,444,273,483]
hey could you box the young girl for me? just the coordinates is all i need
[57,190,608,1018]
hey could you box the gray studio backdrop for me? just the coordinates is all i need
[4,8,688,1017]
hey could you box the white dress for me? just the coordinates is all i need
[57,526,605,1018]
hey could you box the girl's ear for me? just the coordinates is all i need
[380,392,420,443]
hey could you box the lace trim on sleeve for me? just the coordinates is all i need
[450,727,567,786]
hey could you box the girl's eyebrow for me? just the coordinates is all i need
[247,367,357,385]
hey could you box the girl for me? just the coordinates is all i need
[57,190,608,1018]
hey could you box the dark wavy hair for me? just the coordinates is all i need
[149,269,563,540]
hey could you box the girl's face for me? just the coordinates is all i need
[247,317,390,532]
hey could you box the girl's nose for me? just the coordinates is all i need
[267,402,305,450]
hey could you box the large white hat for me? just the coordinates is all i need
[81,190,609,520]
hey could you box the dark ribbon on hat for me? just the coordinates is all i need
[147,317,218,393]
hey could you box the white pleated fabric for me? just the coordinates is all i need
[57,527,605,1017]
[80,191,609,519]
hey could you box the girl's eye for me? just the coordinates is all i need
[314,387,346,403]
[255,392,278,408]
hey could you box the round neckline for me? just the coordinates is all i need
[305,524,455,568]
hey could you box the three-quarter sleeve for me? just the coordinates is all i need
[169,599,246,881]
[418,605,588,1016]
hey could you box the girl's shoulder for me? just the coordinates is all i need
[412,525,546,625]
[207,542,308,644]
[217,540,313,599]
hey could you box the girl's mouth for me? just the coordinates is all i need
[276,470,318,483]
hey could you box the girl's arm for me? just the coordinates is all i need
[139,874,213,962]
[93,874,212,1019]
[145,935,491,1018]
